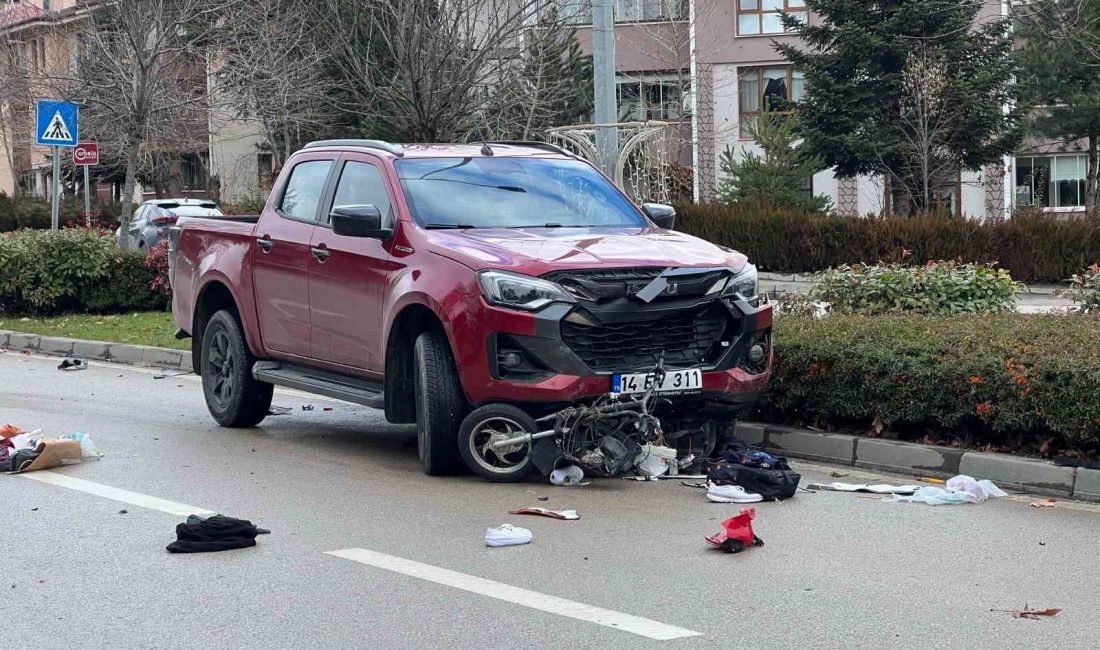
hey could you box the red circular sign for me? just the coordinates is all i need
[74,143,98,165]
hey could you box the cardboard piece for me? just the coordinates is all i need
[7,439,82,474]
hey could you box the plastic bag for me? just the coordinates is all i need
[59,432,104,459]
[893,474,1006,505]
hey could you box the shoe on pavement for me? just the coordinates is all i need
[706,482,763,503]
[485,523,533,547]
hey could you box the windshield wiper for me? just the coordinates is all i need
[425,223,476,229]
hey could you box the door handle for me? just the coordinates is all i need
[256,236,273,252]
[311,245,330,261]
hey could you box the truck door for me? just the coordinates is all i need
[307,153,397,372]
[252,156,335,359]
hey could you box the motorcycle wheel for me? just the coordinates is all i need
[458,404,538,483]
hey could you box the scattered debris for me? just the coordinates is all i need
[301,405,314,411]
[919,477,946,484]
[59,432,103,458]
[166,514,268,554]
[323,407,333,412]
[991,607,1061,620]
[485,524,532,547]
[829,471,849,478]
[1030,499,1058,508]
[680,481,708,490]
[118,509,128,515]
[508,507,579,520]
[808,482,921,495]
[550,465,584,486]
[893,475,1007,506]
[1,438,81,473]
[537,496,549,501]
[705,508,764,554]
[1,424,23,438]
[657,473,706,480]
[707,483,764,504]
[57,358,88,371]
[268,406,292,416]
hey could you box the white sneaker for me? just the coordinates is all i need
[485,524,533,547]
[706,482,763,503]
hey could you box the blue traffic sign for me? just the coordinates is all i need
[36,99,79,147]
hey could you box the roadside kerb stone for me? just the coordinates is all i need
[72,340,112,360]
[105,343,146,365]
[959,452,1075,497]
[735,421,767,447]
[141,346,185,370]
[764,426,856,464]
[1073,468,1100,501]
[855,438,964,477]
[38,336,75,356]
[0,330,10,347]
[8,332,41,351]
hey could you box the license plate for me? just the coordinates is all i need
[611,368,703,396]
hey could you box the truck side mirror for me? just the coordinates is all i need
[331,205,390,239]
[641,203,676,230]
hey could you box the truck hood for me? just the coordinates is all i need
[424,226,748,274]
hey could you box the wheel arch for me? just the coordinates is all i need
[191,280,242,372]
[384,302,453,424]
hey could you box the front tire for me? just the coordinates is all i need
[414,330,466,475]
[201,310,273,427]
[458,404,537,482]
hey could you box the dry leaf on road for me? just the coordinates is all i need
[1029,499,1057,508]
[992,606,1061,620]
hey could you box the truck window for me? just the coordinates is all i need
[279,160,333,221]
[331,161,392,224]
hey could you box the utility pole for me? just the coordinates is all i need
[592,0,618,180]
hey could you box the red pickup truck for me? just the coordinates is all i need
[169,140,772,476]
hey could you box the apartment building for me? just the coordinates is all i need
[0,0,259,204]
[566,0,1089,217]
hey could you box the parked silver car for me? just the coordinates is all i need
[118,199,223,250]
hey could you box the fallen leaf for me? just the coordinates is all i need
[1039,437,1054,456]
[1014,607,1061,619]
[829,471,849,478]
[871,416,884,436]
[1030,499,1057,508]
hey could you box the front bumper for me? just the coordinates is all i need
[457,293,773,408]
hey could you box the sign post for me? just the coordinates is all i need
[35,99,80,231]
[74,143,99,227]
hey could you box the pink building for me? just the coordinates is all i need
[565,0,1089,217]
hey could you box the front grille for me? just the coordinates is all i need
[544,267,729,302]
[561,304,731,372]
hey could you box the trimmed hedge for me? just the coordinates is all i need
[759,314,1100,448]
[811,262,1019,315]
[0,228,168,314]
[0,194,122,232]
[675,203,1100,284]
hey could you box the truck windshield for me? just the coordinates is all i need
[395,157,646,229]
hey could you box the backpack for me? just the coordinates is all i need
[707,462,801,501]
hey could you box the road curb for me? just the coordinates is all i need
[737,421,1095,502]
[0,329,192,372]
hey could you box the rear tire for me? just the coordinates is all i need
[458,404,537,483]
[414,330,466,475]
[201,310,273,427]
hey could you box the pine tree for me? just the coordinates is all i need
[1016,0,1100,213]
[776,0,1023,214]
[717,111,831,212]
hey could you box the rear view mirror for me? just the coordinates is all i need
[641,203,677,230]
[331,205,390,239]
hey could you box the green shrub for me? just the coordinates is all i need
[1063,264,1100,314]
[0,228,167,314]
[674,203,1100,284]
[0,193,122,232]
[810,261,1019,315]
[758,314,1100,447]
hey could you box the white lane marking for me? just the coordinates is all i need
[326,548,701,641]
[18,471,215,517]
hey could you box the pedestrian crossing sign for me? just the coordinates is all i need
[36,99,79,147]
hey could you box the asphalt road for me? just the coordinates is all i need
[4,351,1099,649]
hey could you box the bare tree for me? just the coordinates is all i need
[878,46,965,214]
[64,0,229,248]
[306,0,578,142]
[0,36,33,201]
[214,0,339,167]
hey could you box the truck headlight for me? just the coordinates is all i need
[725,263,758,299]
[478,270,576,311]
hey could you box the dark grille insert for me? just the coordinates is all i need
[545,267,728,302]
[561,305,731,372]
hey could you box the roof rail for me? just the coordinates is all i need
[485,141,574,157]
[303,139,404,157]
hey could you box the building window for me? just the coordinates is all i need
[549,0,687,25]
[737,0,807,36]
[738,66,805,136]
[180,153,207,191]
[1016,154,1088,209]
[617,74,689,121]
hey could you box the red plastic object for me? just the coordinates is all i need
[705,508,757,548]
